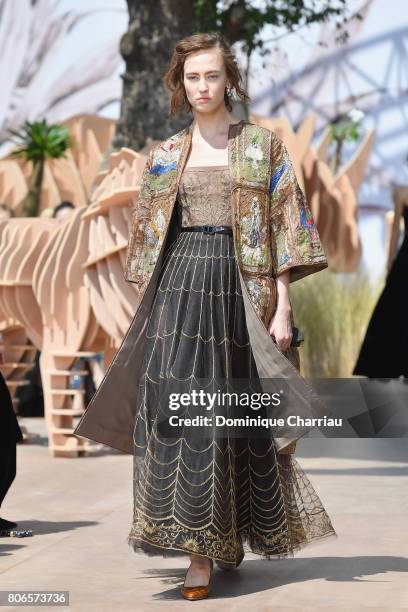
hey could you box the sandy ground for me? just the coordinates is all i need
[1,418,408,611]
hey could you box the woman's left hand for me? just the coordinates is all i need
[268,307,292,352]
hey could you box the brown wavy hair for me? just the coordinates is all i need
[163,32,250,119]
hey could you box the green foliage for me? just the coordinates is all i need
[193,0,356,56]
[8,119,72,163]
[328,108,365,173]
[289,268,383,378]
[7,119,72,216]
[329,117,362,145]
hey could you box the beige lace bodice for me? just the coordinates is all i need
[177,165,232,227]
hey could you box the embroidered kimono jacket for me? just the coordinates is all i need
[74,119,329,453]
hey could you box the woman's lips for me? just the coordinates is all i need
[197,97,210,102]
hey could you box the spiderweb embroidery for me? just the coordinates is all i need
[128,168,336,563]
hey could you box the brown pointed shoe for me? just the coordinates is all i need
[181,560,213,601]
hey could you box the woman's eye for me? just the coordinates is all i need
[187,75,219,81]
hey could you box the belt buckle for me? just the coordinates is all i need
[203,225,215,234]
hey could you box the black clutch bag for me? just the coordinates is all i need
[290,326,304,347]
[271,326,304,347]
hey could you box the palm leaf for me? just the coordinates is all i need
[7,119,72,162]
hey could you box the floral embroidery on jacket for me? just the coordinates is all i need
[239,194,269,270]
[150,161,177,176]
[241,129,270,185]
[300,207,315,229]
[125,121,328,328]
[269,163,288,193]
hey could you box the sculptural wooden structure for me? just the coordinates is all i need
[0,113,374,456]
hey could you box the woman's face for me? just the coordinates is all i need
[183,48,229,115]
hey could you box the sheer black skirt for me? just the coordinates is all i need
[127,230,336,565]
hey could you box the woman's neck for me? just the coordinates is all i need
[190,110,242,140]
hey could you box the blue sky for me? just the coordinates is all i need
[26,0,408,282]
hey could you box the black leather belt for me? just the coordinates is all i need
[181,225,233,235]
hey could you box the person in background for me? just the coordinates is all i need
[0,368,23,531]
[70,353,104,415]
[52,200,75,221]
[14,350,44,417]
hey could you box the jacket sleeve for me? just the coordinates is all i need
[269,133,328,283]
[124,148,154,282]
